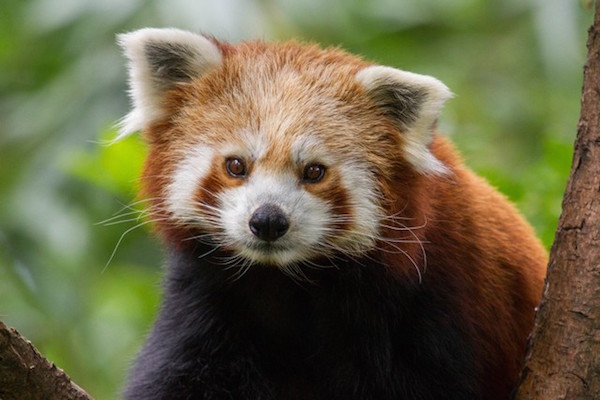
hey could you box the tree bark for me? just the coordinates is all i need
[514,4,600,399]
[0,321,92,400]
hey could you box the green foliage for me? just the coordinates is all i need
[0,1,593,398]
[67,129,147,195]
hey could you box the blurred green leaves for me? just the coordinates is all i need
[67,128,146,196]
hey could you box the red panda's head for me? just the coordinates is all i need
[118,28,451,271]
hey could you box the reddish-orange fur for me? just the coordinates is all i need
[384,137,547,395]
[134,38,547,399]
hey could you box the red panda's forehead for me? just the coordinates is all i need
[173,45,393,155]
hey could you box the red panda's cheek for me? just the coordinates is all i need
[322,164,383,253]
[193,168,223,213]
[195,160,246,207]
[303,171,353,233]
[163,145,220,227]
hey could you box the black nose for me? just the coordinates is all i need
[249,204,289,242]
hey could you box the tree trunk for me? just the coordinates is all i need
[0,321,92,400]
[514,3,600,399]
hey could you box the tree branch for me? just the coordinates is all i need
[0,321,92,400]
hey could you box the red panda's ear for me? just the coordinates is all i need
[116,28,223,140]
[356,66,453,175]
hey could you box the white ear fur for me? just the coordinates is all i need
[116,28,223,140]
[356,65,452,175]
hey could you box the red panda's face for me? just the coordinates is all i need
[118,29,451,272]
[164,133,380,267]
[159,68,386,268]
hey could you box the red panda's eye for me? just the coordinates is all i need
[226,157,247,178]
[302,164,326,183]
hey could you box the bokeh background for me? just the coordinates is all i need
[0,0,594,398]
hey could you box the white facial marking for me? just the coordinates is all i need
[166,145,214,223]
[220,129,268,161]
[290,135,335,166]
[336,160,381,252]
[218,169,332,266]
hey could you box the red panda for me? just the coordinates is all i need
[118,28,547,400]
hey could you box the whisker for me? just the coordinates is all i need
[196,245,222,260]
[102,219,156,273]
